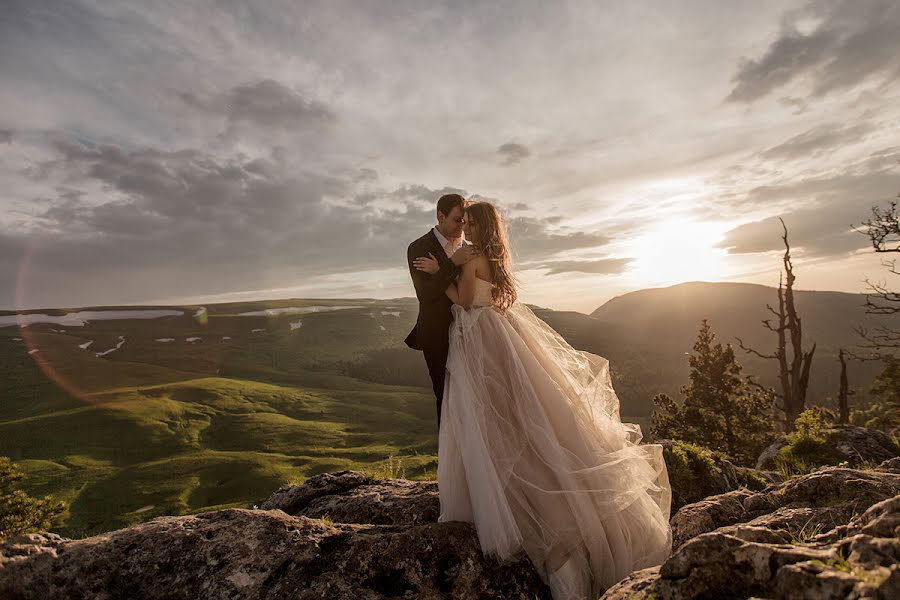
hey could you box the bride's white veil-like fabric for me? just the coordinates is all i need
[438,295,672,599]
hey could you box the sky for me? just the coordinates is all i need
[1,0,899,314]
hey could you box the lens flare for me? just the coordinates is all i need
[15,236,94,405]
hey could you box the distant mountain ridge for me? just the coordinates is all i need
[537,280,893,416]
[591,280,885,351]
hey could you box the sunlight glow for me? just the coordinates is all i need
[625,219,733,286]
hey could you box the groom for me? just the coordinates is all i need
[405,193,478,429]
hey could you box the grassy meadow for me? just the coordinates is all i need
[1,298,438,538]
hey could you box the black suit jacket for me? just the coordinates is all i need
[404,229,461,351]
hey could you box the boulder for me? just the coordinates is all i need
[260,470,440,526]
[603,458,900,599]
[0,472,550,600]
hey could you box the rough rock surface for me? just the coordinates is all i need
[0,473,550,600]
[260,470,440,526]
[5,456,900,599]
[755,436,790,470]
[603,458,900,599]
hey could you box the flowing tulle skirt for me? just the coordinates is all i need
[437,302,672,599]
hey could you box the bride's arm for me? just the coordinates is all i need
[451,259,477,308]
[445,283,460,305]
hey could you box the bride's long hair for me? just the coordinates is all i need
[465,202,517,310]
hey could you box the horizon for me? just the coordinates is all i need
[0,278,880,316]
[1,1,898,313]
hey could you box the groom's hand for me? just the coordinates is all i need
[451,245,479,266]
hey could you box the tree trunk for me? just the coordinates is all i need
[737,220,817,432]
[780,220,816,431]
[775,279,792,424]
[838,348,850,424]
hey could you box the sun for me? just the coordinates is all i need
[624,219,733,286]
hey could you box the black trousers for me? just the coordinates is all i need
[422,343,449,429]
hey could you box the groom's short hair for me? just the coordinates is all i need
[437,193,466,217]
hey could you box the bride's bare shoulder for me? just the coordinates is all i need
[475,255,494,283]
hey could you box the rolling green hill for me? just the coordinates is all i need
[1,299,434,537]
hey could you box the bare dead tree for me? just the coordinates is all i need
[852,194,900,356]
[736,218,816,431]
[837,348,855,424]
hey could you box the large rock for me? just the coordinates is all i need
[0,472,551,600]
[604,458,900,599]
[259,470,440,526]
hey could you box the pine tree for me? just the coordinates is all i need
[0,456,66,541]
[652,320,776,465]
[851,355,900,437]
[871,354,900,405]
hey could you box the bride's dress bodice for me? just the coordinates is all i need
[472,277,494,307]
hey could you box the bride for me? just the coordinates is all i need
[413,201,672,599]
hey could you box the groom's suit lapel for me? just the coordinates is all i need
[427,229,453,267]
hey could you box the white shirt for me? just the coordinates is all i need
[432,227,465,258]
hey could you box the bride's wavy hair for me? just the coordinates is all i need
[465,202,517,310]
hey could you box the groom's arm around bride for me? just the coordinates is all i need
[403,237,477,350]
[406,242,477,302]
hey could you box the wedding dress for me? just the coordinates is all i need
[437,278,672,599]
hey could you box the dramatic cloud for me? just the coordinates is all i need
[759,121,878,161]
[180,79,336,138]
[719,148,900,257]
[225,80,335,128]
[720,210,861,258]
[507,217,612,263]
[534,258,633,276]
[497,143,531,166]
[22,138,403,274]
[2,132,614,307]
[0,0,898,312]
[727,0,900,103]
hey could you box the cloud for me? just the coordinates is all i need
[718,212,857,257]
[759,121,878,160]
[4,132,614,307]
[777,96,810,114]
[354,168,378,183]
[497,142,531,166]
[0,0,895,312]
[178,79,336,141]
[225,80,334,128]
[714,145,900,214]
[11,136,384,279]
[533,258,633,276]
[718,148,900,257]
[727,0,900,103]
[726,27,837,104]
[506,216,612,263]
